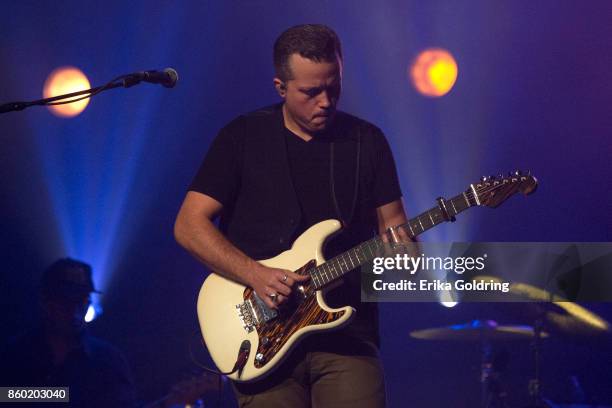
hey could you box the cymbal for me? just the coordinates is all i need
[474,275,610,334]
[410,319,548,341]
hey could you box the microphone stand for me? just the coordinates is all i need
[0,73,146,115]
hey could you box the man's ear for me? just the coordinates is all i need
[273,78,286,98]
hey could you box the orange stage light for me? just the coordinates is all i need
[410,48,458,97]
[43,66,91,117]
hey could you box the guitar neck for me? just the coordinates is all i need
[309,191,475,289]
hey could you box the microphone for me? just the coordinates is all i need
[132,68,178,88]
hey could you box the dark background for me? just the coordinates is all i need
[1,1,611,406]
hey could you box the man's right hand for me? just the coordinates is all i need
[247,264,310,309]
[175,192,311,309]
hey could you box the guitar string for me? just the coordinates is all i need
[310,183,524,282]
[309,180,529,285]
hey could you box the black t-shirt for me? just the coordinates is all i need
[189,107,401,222]
[283,124,401,241]
[189,104,403,345]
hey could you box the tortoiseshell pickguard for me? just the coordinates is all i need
[242,259,347,369]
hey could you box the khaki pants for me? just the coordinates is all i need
[232,335,386,408]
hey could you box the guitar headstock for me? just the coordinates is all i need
[469,170,537,208]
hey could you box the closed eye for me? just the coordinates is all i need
[301,88,321,97]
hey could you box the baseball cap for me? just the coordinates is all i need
[41,258,101,299]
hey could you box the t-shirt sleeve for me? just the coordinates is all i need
[188,122,242,207]
[370,127,403,208]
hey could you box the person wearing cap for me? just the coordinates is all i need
[0,258,136,408]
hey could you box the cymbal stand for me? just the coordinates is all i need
[481,338,508,408]
[526,309,548,408]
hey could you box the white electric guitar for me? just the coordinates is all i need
[197,172,537,382]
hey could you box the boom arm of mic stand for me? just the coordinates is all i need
[0,76,141,115]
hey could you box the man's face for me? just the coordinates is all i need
[43,293,90,335]
[277,53,342,135]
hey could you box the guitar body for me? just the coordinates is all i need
[197,219,354,383]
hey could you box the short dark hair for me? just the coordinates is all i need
[273,24,342,81]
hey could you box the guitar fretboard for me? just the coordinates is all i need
[309,192,474,289]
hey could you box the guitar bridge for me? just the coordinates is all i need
[236,294,278,333]
[236,299,257,333]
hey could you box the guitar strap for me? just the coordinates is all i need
[329,128,361,228]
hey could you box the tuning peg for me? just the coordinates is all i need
[497,173,504,179]
[481,176,488,182]
[514,170,522,176]
[489,175,495,180]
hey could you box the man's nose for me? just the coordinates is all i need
[318,90,331,108]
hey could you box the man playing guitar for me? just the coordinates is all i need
[175,24,411,407]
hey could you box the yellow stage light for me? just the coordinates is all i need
[43,66,91,117]
[410,48,458,97]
